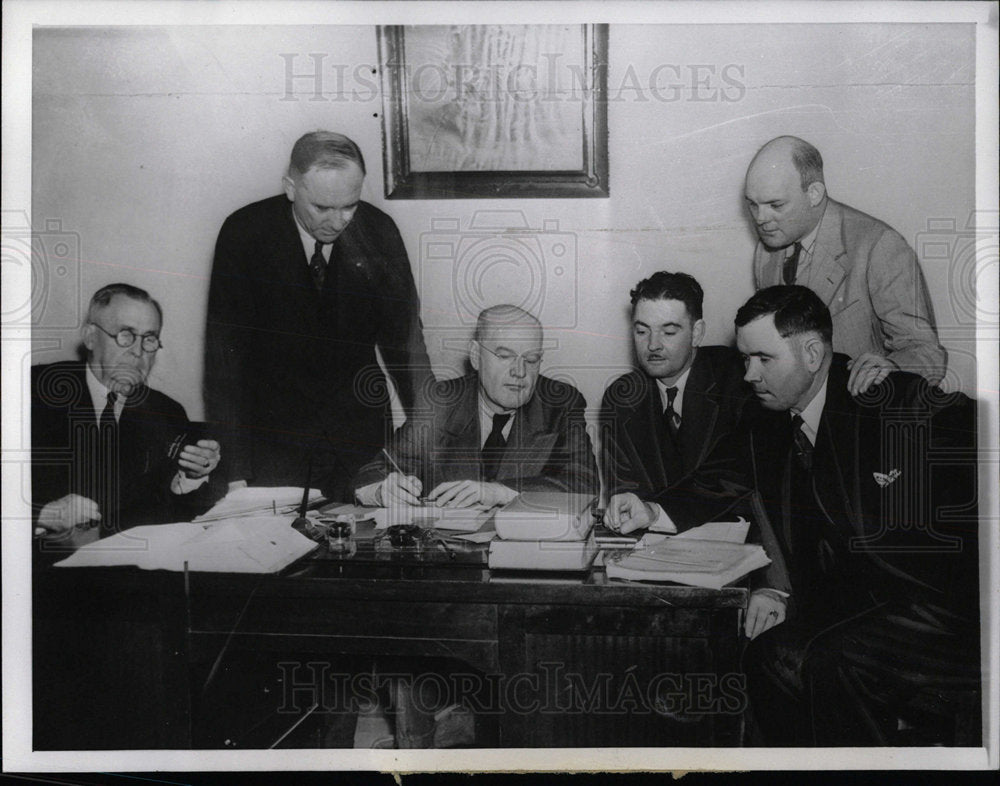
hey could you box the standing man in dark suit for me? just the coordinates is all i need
[205,131,431,498]
[601,272,749,535]
[745,136,946,392]
[733,286,978,746]
[32,283,223,551]
[354,304,598,508]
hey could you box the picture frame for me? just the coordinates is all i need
[377,24,609,199]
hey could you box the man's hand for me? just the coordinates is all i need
[425,480,517,509]
[604,493,656,535]
[35,494,101,538]
[379,472,423,507]
[744,588,787,640]
[178,439,221,479]
[846,353,897,396]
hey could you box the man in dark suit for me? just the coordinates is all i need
[732,286,979,746]
[601,272,749,535]
[354,304,598,508]
[205,131,431,498]
[745,136,946,392]
[32,283,223,553]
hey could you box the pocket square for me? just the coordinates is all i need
[873,469,901,488]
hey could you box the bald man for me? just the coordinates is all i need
[744,135,946,393]
[354,304,598,508]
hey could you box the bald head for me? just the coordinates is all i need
[745,136,827,250]
[470,305,544,413]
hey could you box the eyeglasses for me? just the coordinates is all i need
[90,322,162,353]
[477,342,543,367]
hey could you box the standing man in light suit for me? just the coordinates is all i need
[745,135,946,394]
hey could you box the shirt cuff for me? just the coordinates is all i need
[171,472,209,495]
[647,503,678,534]
[355,481,382,507]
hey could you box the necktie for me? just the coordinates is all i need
[782,242,802,285]
[310,240,328,290]
[100,390,118,428]
[790,414,813,472]
[482,413,512,481]
[663,386,681,441]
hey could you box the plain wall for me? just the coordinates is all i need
[31,23,976,423]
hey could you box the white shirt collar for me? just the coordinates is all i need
[793,202,825,260]
[85,363,125,422]
[655,364,693,419]
[791,374,828,445]
[477,393,516,448]
[292,210,332,265]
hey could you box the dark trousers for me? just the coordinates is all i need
[743,600,980,746]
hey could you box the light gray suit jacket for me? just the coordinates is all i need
[753,198,946,384]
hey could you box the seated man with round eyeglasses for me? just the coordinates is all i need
[31,283,225,552]
[354,304,598,511]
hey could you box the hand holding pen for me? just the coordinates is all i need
[378,448,423,507]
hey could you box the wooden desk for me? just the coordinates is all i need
[33,540,747,749]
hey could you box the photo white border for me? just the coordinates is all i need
[3,0,997,775]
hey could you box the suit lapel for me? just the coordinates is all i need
[621,377,671,488]
[679,355,720,471]
[811,362,863,534]
[433,378,482,481]
[498,391,557,483]
[805,201,852,312]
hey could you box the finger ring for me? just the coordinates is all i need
[768,611,778,618]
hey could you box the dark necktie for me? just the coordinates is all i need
[663,386,681,441]
[97,391,120,534]
[790,414,813,472]
[100,391,118,428]
[482,413,512,481]
[782,242,803,285]
[310,240,328,290]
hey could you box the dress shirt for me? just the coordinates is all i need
[790,375,828,447]
[292,213,333,267]
[655,365,692,421]
[86,364,207,495]
[785,209,822,286]
[477,395,516,448]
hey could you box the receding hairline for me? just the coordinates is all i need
[747,135,825,189]
[474,305,542,343]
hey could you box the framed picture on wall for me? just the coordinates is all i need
[376,24,609,199]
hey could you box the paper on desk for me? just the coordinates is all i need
[54,516,317,573]
[193,486,323,522]
[372,505,494,532]
[637,517,750,549]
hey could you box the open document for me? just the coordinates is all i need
[54,516,317,573]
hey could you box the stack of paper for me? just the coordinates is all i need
[54,516,317,573]
[488,491,598,571]
[605,538,770,589]
[193,486,323,522]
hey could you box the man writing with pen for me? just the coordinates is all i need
[350,304,598,748]
[353,304,598,509]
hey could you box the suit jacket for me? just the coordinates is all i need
[353,373,599,497]
[739,355,978,622]
[600,346,750,503]
[753,199,946,384]
[31,361,223,537]
[205,196,432,494]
